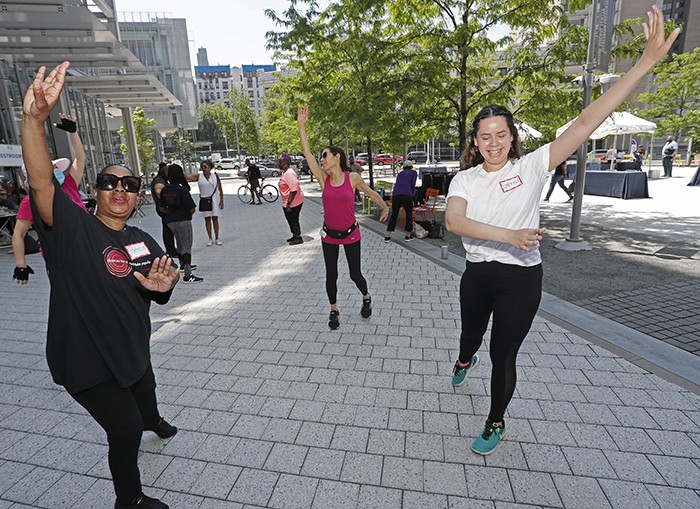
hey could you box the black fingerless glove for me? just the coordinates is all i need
[53,117,77,133]
[13,266,34,281]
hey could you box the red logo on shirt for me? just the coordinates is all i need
[499,175,523,193]
[103,247,132,278]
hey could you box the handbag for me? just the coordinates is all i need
[198,173,219,212]
[322,221,358,239]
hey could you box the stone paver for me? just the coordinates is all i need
[0,181,698,508]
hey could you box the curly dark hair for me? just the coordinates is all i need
[460,105,522,170]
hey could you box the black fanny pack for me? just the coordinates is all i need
[322,221,358,239]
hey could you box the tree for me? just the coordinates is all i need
[118,107,156,176]
[636,47,700,147]
[228,88,261,155]
[170,127,195,164]
[260,79,302,155]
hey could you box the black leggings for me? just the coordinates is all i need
[322,240,368,305]
[459,261,542,422]
[70,366,162,505]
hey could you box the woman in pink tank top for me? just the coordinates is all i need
[298,105,389,330]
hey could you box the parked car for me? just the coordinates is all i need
[406,150,428,163]
[217,158,244,170]
[237,165,282,178]
[374,153,402,165]
[354,153,371,165]
[299,158,310,175]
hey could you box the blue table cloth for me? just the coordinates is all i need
[689,167,700,186]
[566,161,611,180]
[584,170,649,199]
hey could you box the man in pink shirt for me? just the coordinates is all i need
[13,114,88,284]
[278,153,304,245]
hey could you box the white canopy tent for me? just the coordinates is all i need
[517,122,543,141]
[556,111,657,139]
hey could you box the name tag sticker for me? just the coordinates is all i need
[499,175,523,193]
[125,242,151,261]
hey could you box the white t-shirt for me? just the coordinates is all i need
[447,144,551,267]
[662,140,678,157]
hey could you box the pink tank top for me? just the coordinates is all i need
[321,171,360,245]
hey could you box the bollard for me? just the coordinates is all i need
[441,245,448,259]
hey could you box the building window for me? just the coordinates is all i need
[223,81,229,89]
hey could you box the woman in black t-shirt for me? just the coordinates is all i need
[21,61,180,509]
[161,164,202,283]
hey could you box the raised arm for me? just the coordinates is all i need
[54,113,85,184]
[350,173,390,222]
[22,62,71,226]
[297,105,327,187]
[549,5,679,170]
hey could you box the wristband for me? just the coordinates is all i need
[53,118,77,133]
[13,265,35,281]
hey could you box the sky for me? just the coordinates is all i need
[115,0,311,68]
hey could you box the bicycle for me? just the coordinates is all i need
[237,176,279,204]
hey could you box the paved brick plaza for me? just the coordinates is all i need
[1,184,699,508]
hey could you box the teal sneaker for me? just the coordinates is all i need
[471,420,506,455]
[451,354,479,387]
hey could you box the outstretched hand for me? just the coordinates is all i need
[134,255,180,292]
[509,227,547,252]
[297,105,309,126]
[53,113,77,133]
[640,5,680,67]
[23,62,70,122]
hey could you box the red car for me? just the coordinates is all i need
[374,154,402,165]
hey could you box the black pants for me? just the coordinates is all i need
[386,195,413,233]
[459,261,542,422]
[70,366,162,505]
[322,240,368,305]
[283,203,303,237]
[159,215,176,255]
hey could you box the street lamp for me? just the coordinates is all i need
[223,134,229,157]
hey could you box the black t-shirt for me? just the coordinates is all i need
[160,184,196,223]
[554,162,567,176]
[248,164,261,180]
[151,176,168,217]
[31,181,172,393]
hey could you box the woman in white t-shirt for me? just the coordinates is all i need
[444,6,678,456]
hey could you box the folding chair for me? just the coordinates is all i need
[133,191,147,217]
[412,188,439,222]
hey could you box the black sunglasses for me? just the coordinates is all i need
[96,173,142,193]
[321,152,330,159]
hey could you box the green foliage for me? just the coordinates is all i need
[170,127,195,164]
[228,88,261,155]
[260,79,302,155]
[118,107,156,176]
[636,47,700,143]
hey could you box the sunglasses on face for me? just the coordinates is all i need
[321,152,331,159]
[96,173,142,193]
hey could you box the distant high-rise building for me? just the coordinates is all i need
[118,12,198,131]
[195,65,243,106]
[197,47,209,67]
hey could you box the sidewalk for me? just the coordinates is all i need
[1,185,699,508]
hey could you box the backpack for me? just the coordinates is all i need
[413,222,429,239]
[427,220,445,239]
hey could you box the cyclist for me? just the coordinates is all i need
[245,159,262,204]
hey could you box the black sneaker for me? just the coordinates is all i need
[286,236,295,242]
[361,297,372,318]
[183,275,203,284]
[189,264,197,271]
[115,493,169,509]
[567,196,574,203]
[146,417,178,439]
[289,237,303,245]
[384,236,391,243]
[328,310,340,330]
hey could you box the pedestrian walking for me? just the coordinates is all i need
[384,160,417,242]
[297,105,390,330]
[278,153,304,245]
[161,163,203,283]
[543,160,573,202]
[21,60,180,509]
[188,160,224,246]
[349,155,363,203]
[151,162,177,257]
[444,7,678,456]
[13,114,88,284]
[662,135,678,177]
